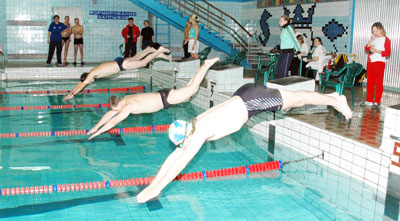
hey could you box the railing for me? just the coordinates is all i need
[160,0,252,53]
[0,52,4,71]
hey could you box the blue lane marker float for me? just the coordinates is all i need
[47,90,50,94]
[127,88,129,93]
[107,88,110,93]
[47,105,50,109]
[202,171,207,180]
[74,104,77,108]
[120,128,123,135]
[51,131,55,137]
[106,181,110,188]
[152,125,155,131]
[86,129,89,134]
[16,133,19,138]
[245,166,250,174]
[21,106,24,110]
[87,89,90,94]
[98,104,102,108]
[53,185,57,192]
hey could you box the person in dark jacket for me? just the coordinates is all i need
[140,20,154,50]
[46,15,68,66]
[122,17,140,58]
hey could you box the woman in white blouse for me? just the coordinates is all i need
[305,37,327,79]
[289,35,309,76]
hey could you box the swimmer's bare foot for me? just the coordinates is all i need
[158,46,170,54]
[156,53,170,60]
[327,92,352,120]
[137,186,161,203]
[204,57,219,67]
[144,47,156,53]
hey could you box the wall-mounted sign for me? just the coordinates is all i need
[89,10,136,20]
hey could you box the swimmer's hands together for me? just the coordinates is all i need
[63,93,74,101]
[88,131,100,140]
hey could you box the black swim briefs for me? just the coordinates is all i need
[233,83,283,118]
[74,38,83,45]
[114,57,125,71]
[158,88,171,109]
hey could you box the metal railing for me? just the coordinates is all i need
[160,0,252,53]
[0,52,5,71]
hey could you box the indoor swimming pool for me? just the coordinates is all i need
[0,79,386,220]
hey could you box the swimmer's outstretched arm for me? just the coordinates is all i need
[64,82,88,101]
[88,108,131,140]
[87,110,119,135]
[137,134,206,203]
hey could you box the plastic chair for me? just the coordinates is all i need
[224,50,247,65]
[254,54,279,86]
[305,55,332,87]
[199,47,212,64]
[322,62,364,109]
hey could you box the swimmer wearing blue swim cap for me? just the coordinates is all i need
[168,119,196,147]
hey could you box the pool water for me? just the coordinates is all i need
[0,79,384,220]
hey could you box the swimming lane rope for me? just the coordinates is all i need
[0,124,170,138]
[0,161,283,197]
[0,153,324,197]
[0,103,109,111]
[0,86,145,95]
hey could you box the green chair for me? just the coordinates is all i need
[199,47,212,64]
[254,54,279,86]
[322,62,364,109]
[224,50,247,65]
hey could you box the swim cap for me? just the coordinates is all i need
[168,120,192,145]
[80,72,89,82]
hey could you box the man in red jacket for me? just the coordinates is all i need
[122,17,140,58]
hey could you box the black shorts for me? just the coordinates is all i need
[158,88,171,109]
[233,83,283,118]
[114,57,125,71]
[62,37,70,42]
[74,38,83,45]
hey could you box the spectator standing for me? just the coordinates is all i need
[277,15,301,78]
[122,17,140,58]
[61,16,72,65]
[182,20,191,59]
[188,14,199,59]
[71,18,84,65]
[140,20,154,50]
[361,22,391,107]
[46,15,67,66]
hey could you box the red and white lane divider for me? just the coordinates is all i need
[0,86,145,95]
[0,161,283,197]
[0,124,170,139]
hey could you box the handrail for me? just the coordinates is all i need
[176,2,248,49]
[164,0,251,51]
[200,0,252,38]
[0,52,5,70]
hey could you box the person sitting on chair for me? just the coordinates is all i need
[136,83,352,203]
[87,57,220,139]
[64,45,169,100]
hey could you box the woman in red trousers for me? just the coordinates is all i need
[361,22,391,107]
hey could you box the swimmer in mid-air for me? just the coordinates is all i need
[64,45,169,100]
[136,83,352,203]
[87,57,220,140]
